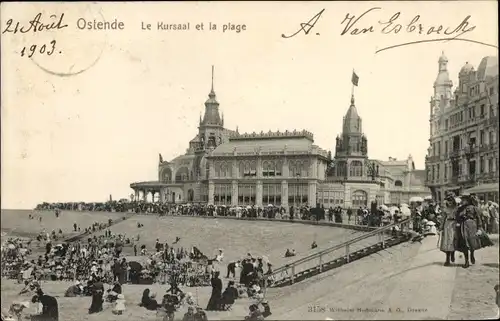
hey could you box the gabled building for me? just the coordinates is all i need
[425,53,499,203]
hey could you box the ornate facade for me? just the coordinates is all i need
[321,96,430,209]
[131,68,430,208]
[425,53,499,203]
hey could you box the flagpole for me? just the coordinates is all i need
[351,69,355,98]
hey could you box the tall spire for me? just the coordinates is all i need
[343,94,362,134]
[210,65,215,97]
[201,65,222,127]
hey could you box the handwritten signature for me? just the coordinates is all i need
[2,13,68,34]
[282,8,497,52]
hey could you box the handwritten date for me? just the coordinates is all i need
[2,13,68,34]
[20,40,57,58]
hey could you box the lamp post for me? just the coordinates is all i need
[295,173,301,208]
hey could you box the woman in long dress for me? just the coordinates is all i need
[88,281,104,314]
[206,271,222,311]
[440,193,458,266]
[454,195,486,268]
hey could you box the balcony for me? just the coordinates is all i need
[449,150,461,158]
[460,174,477,184]
[478,144,490,152]
[426,155,440,163]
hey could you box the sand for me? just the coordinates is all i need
[1,209,498,320]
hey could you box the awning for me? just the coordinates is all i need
[463,183,499,194]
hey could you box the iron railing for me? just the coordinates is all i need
[263,218,410,288]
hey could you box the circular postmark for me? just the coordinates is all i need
[25,4,108,77]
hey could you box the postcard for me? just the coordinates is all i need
[1,1,498,320]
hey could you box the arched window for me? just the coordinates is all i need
[220,162,229,177]
[349,161,363,177]
[395,180,403,187]
[351,190,368,207]
[214,162,221,177]
[250,161,257,177]
[240,161,257,177]
[289,160,300,177]
[275,160,283,176]
[175,167,189,182]
[239,162,245,178]
[161,168,172,183]
[262,161,269,177]
[301,161,309,177]
[336,161,347,178]
[263,160,280,177]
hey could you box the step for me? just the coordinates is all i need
[269,237,408,287]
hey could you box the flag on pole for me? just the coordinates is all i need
[351,71,359,86]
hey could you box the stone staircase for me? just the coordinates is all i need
[264,219,411,289]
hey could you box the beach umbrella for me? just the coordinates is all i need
[128,261,142,272]
[379,204,389,211]
[267,204,273,207]
[424,196,433,201]
[409,196,424,203]
[389,206,398,215]
[400,207,411,216]
[400,203,409,208]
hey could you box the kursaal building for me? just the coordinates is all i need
[131,67,429,208]
[425,53,499,203]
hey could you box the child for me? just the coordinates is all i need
[112,294,126,315]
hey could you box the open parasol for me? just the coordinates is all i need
[400,207,411,217]
[379,204,389,211]
[128,261,142,272]
[409,196,424,203]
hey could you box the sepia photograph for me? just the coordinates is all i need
[1,1,499,320]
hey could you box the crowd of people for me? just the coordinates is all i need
[438,192,497,268]
[34,199,426,229]
[2,195,496,320]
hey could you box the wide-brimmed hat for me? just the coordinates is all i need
[460,194,473,203]
[445,191,456,200]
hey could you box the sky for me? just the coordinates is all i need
[1,1,498,209]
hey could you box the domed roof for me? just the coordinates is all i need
[459,62,474,74]
[477,56,498,80]
[438,51,448,63]
[434,71,451,86]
